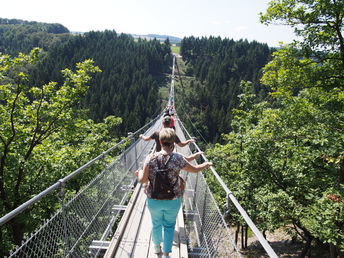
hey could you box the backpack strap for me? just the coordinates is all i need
[157,153,172,169]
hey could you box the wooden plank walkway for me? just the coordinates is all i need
[104,183,188,258]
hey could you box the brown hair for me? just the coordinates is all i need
[162,116,171,127]
[159,128,175,143]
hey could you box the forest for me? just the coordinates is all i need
[0,0,343,256]
[29,30,172,133]
[178,36,272,142]
[175,0,343,256]
[0,18,70,55]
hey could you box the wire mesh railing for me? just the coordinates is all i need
[1,114,162,258]
[175,117,278,258]
[174,119,241,258]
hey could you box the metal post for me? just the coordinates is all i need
[102,152,107,169]
[200,188,208,248]
[127,132,138,171]
[128,133,138,171]
[192,172,199,213]
[123,146,127,171]
[58,179,69,257]
[225,193,231,219]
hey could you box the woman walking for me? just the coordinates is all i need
[135,128,212,258]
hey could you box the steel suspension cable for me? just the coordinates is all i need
[174,59,209,145]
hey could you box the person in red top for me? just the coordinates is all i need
[139,116,193,152]
[163,116,175,130]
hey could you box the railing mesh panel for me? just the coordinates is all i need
[175,120,241,258]
[7,118,161,258]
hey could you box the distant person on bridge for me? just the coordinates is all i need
[135,128,212,258]
[168,105,175,116]
[139,116,191,151]
[163,106,170,117]
[163,105,175,117]
[164,115,175,131]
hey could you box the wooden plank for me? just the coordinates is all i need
[146,204,188,258]
[170,211,180,258]
[115,186,147,258]
[106,193,189,258]
[177,208,188,258]
[104,183,142,258]
[131,201,152,257]
[147,236,157,258]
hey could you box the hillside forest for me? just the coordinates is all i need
[0,0,344,257]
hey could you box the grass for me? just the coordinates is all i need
[158,83,170,108]
[171,45,180,54]
[175,55,187,75]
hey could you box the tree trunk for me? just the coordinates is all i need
[339,159,344,184]
[244,225,248,249]
[241,225,244,249]
[235,222,240,246]
[11,217,25,246]
[0,229,4,258]
[329,243,338,258]
[300,235,313,258]
[334,17,344,67]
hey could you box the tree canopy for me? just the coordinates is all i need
[29,30,171,133]
[0,18,70,55]
[0,49,123,256]
[178,36,272,142]
[206,0,343,256]
[260,0,344,65]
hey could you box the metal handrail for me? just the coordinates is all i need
[177,117,278,258]
[0,112,162,227]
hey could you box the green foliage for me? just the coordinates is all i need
[260,0,344,63]
[29,30,171,133]
[177,37,272,142]
[0,18,71,55]
[0,49,122,256]
[209,77,344,251]
[0,18,69,33]
[0,21,172,136]
[207,1,344,254]
[302,189,344,250]
[261,45,344,96]
[171,45,180,54]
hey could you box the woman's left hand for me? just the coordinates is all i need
[134,170,139,177]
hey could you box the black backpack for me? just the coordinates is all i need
[149,154,179,200]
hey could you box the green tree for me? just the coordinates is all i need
[0,49,124,256]
[207,0,344,256]
[260,0,344,66]
[177,37,272,142]
[209,71,344,256]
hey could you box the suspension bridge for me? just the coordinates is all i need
[0,55,278,258]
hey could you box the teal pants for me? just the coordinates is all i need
[147,197,182,253]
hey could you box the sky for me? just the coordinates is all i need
[1,0,298,47]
